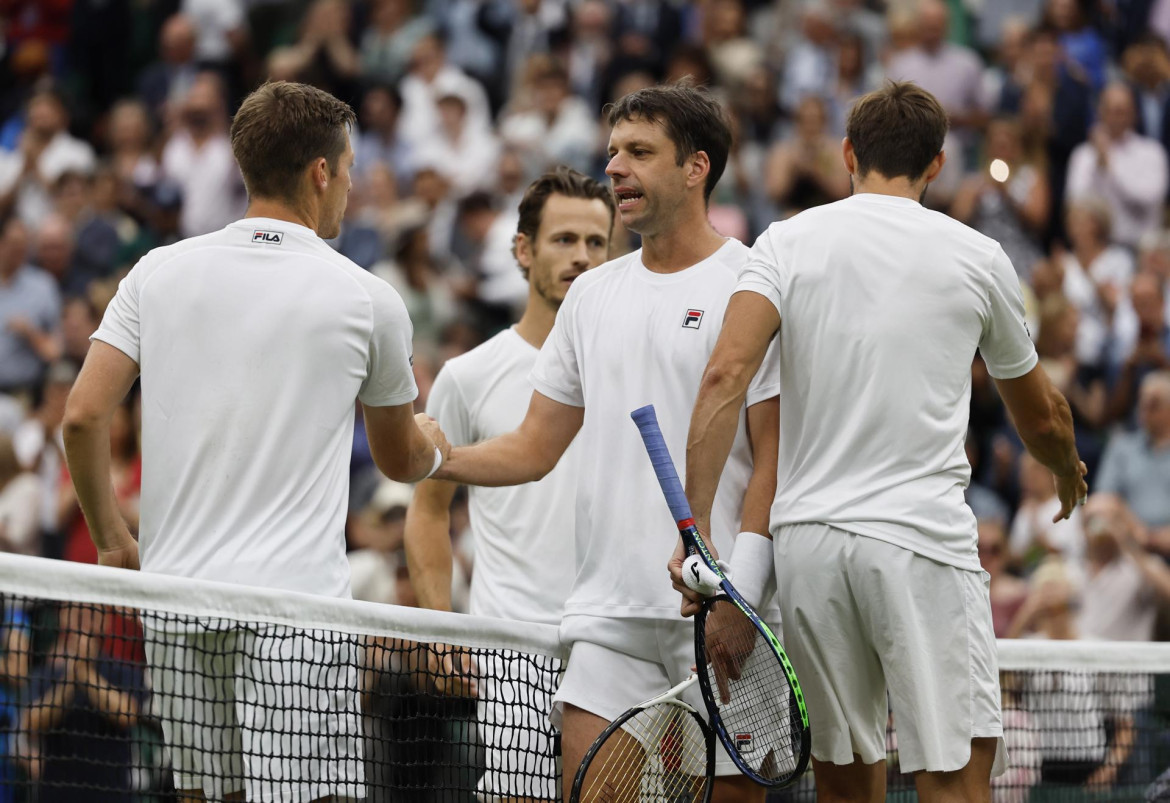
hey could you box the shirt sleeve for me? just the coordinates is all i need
[979,247,1039,380]
[735,226,785,321]
[359,281,419,407]
[530,285,585,407]
[746,337,781,407]
[426,363,473,448]
[91,261,144,364]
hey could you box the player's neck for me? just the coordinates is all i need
[851,175,927,203]
[639,214,726,274]
[514,297,557,349]
[245,198,318,235]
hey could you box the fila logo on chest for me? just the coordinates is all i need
[681,309,704,329]
[252,230,284,245]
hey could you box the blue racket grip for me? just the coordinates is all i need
[630,405,695,524]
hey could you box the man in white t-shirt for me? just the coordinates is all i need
[426,84,779,802]
[404,166,615,801]
[62,82,449,803]
[675,82,1088,803]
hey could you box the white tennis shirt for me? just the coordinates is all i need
[427,328,578,626]
[93,218,418,597]
[531,240,781,621]
[737,193,1038,571]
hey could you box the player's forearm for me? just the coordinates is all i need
[740,399,779,536]
[404,484,455,612]
[62,418,132,553]
[1016,386,1081,479]
[686,364,754,536]
[436,431,556,487]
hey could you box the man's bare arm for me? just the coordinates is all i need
[741,397,779,537]
[434,391,583,487]
[404,478,460,611]
[994,364,1087,521]
[363,403,449,483]
[62,341,140,562]
[685,291,780,538]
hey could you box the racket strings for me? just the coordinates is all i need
[702,599,801,782]
[578,705,711,803]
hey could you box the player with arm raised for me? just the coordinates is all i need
[404,167,615,802]
[428,83,780,803]
[62,82,447,803]
[676,81,1087,803]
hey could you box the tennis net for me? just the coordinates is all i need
[2,553,1170,802]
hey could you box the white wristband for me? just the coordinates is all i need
[423,445,443,479]
[727,531,776,610]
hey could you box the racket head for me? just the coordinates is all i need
[570,693,715,803]
[694,595,811,788]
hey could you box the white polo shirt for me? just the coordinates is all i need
[737,193,1038,571]
[531,239,781,621]
[427,328,578,626]
[93,218,418,598]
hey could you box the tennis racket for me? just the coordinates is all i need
[569,674,715,803]
[629,404,811,788]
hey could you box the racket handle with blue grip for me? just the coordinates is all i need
[630,405,695,524]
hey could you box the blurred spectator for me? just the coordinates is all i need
[1079,495,1170,641]
[105,100,160,209]
[137,14,200,117]
[371,224,461,344]
[1061,200,1135,369]
[1007,556,1079,639]
[361,0,435,85]
[609,0,683,80]
[699,0,762,89]
[1066,84,1168,250]
[397,32,493,153]
[12,362,73,558]
[978,518,1029,637]
[349,480,413,605]
[981,18,1031,112]
[59,295,98,366]
[455,191,526,318]
[951,116,1048,281]
[499,60,597,174]
[273,0,361,106]
[20,604,143,801]
[0,89,96,230]
[1043,0,1107,92]
[0,217,60,396]
[181,0,248,69]
[563,0,613,110]
[886,0,985,165]
[413,89,500,199]
[31,214,76,292]
[778,3,838,116]
[999,25,1092,242]
[159,71,246,238]
[1097,371,1170,539]
[763,96,849,218]
[0,432,39,555]
[477,0,569,102]
[0,598,30,803]
[1106,275,1170,425]
[827,31,880,138]
[1009,452,1085,572]
[1124,32,1170,164]
[353,84,415,188]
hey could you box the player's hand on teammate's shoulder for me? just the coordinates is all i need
[415,413,451,462]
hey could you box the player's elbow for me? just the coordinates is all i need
[699,359,752,399]
[62,395,107,439]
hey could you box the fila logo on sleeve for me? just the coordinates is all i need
[252,230,284,245]
[682,309,704,329]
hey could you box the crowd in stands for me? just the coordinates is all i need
[1,0,1170,795]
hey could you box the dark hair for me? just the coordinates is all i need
[230,81,356,202]
[605,82,732,201]
[514,166,616,278]
[845,81,948,181]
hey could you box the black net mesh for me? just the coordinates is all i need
[0,595,561,802]
[4,586,1170,802]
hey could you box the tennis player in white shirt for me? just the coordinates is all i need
[426,83,780,803]
[404,166,615,801]
[63,82,449,803]
[675,82,1088,803]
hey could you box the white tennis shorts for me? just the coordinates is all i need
[475,652,561,801]
[554,614,781,777]
[143,625,365,802]
[774,523,1007,776]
